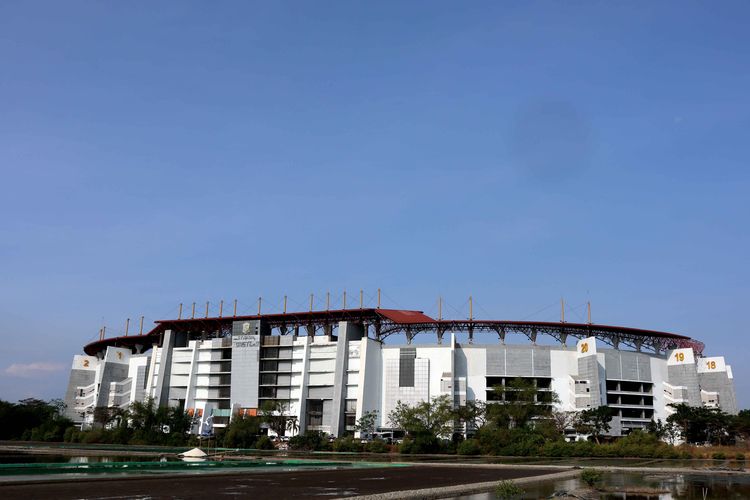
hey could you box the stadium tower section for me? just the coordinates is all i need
[64,307,738,437]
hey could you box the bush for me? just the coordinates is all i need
[712,452,726,460]
[495,480,524,499]
[735,452,745,461]
[63,426,80,443]
[223,415,261,449]
[80,428,106,444]
[254,435,275,450]
[289,431,331,451]
[542,440,575,457]
[457,439,481,456]
[475,427,511,455]
[399,432,441,454]
[366,439,390,453]
[332,436,363,452]
[580,468,603,488]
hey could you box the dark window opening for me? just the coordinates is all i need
[307,399,323,427]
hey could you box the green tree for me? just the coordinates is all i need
[487,378,560,429]
[732,409,750,441]
[454,400,487,435]
[666,404,736,445]
[0,398,74,441]
[223,414,262,448]
[388,395,455,438]
[260,400,297,437]
[354,410,378,438]
[575,406,614,444]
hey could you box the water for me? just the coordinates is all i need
[0,453,170,464]
[453,471,750,499]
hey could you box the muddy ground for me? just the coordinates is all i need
[0,464,554,499]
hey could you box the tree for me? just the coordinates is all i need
[551,410,577,435]
[575,406,614,444]
[0,398,74,442]
[454,400,488,435]
[260,400,297,436]
[224,414,262,448]
[129,398,158,431]
[354,410,378,438]
[388,395,455,438]
[487,378,560,429]
[666,404,736,445]
[92,406,127,429]
[646,418,679,445]
[732,409,750,441]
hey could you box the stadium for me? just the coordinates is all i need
[64,297,738,438]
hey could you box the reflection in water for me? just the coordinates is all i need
[453,472,750,499]
[0,453,177,465]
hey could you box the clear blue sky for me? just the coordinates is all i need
[1,2,748,407]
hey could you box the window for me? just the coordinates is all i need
[259,387,276,398]
[345,399,357,413]
[345,414,356,429]
[399,348,416,387]
[262,347,279,359]
[260,360,278,371]
[307,399,323,427]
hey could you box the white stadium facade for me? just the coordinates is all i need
[64,305,738,437]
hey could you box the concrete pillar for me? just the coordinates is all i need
[331,321,365,437]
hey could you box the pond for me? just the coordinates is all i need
[452,471,750,499]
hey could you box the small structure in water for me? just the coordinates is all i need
[179,448,207,462]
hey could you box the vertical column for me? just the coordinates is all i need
[153,330,175,407]
[183,340,200,417]
[297,335,312,435]
[331,321,365,437]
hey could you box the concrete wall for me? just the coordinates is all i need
[230,320,261,411]
[697,356,738,414]
[666,348,701,407]
[63,355,99,422]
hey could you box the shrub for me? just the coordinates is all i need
[580,468,603,488]
[289,431,330,451]
[712,452,726,460]
[495,480,524,499]
[63,426,80,443]
[80,429,106,444]
[366,439,390,453]
[541,440,573,457]
[254,435,275,450]
[735,452,745,461]
[399,432,441,454]
[475,427,511,455]
[457,438,481,456]
[570,439,595,457]
[223,415,261,449]
[332,436,363,452]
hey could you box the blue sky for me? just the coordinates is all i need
[1,2,748,406]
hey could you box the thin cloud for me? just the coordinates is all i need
[4,362,66,378]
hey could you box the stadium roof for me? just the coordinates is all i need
[83,307,704,356]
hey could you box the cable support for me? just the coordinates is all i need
[521,301,558,321]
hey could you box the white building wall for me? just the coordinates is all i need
[457,346,486,404]
[550,348,578,410]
